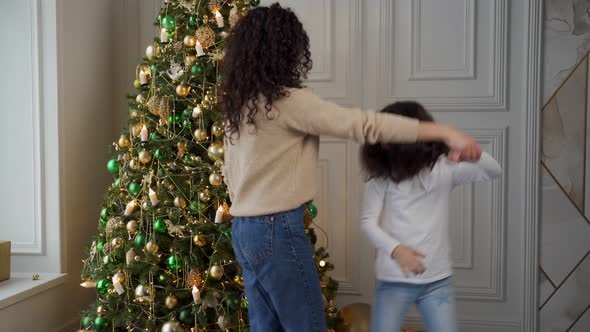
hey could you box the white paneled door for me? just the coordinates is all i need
[131,0,542,330]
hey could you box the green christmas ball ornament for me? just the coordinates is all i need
[167,255,183,270]
[135,233,147,247]
[100,208,108,219]
[106,158,119,174]
[188,200,199,213]
[182,108,193,119]
[188,15,198,26]
[161,15,176,31]
[97,241,104,253]
[149,132,162,141]
[100,218,107,227]
[81,316,92,328]
[168,114,182,124]
[133,79,142,89]
[158,274,167,283]
[102,255,110,265]
[93,316,109,332]
[96,279,110,295]
[154,149,166,160]
[241,297,249,309]
[128,182,141,195]
[154,218,167,233]
[307,203,318,219]
[190,64,203,76]
[114,178,121,187]
[179,308,193,324]
[250,0,261,6]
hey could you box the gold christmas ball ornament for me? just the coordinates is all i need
[193,233,207,247]
[234,275,244,287]
[211,122,224,137]
[193,128,208,142]
[184,54,197,66]
[161,321,186,332]
[96,305,108,317]
[113,271,126,284]
[145,241,159,253]
[134,284,152,303]
[138,150,153,164]
[111,237,124,249]
[126,220,139,234]
[136,93,147,104]
[176,83,191,97]
[198,189,211,202]
[165,294,179,309]
[209,172,223,186]
[209,265,224,280]
[118,135,131,148]
[207,141,225,161]
[183,35,197,48]
[129,109,139,119]
[174,196,187,209]
[336,303,372,332]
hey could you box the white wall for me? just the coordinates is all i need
[0,0,119,330]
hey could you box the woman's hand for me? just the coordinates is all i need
[443,125,481,162]
[417,122,481,162]
[391,244,426,275]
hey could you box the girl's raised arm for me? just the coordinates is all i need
[449,152,502,187]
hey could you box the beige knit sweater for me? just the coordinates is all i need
[222,88,419,217]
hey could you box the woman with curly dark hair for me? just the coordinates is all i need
[220,4,482,331]
[359,102,502,332]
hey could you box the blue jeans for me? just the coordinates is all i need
[372,277,458,332]
[231,206,326,332]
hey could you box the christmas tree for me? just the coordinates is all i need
[79,1,339,331]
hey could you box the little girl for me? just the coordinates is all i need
[360,101,502,332]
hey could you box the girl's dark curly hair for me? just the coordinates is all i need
[220,3,312,139]
[361,102,449,183]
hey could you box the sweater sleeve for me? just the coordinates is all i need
[359,179,400,255]
[280,89,419,144]
[450,152,503,187]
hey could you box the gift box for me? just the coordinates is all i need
[0,241,10,282]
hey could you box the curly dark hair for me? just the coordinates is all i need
[220,3,313,139]
[361,102,449,183]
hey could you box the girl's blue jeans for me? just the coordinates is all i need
[372,277,458,332]
[231,205,326,332]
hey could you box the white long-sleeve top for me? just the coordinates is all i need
[360,152,502,284]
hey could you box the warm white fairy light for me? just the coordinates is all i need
[215,11,225,28]
[195,40,205,57]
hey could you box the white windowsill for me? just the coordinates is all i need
[0,272,67,310]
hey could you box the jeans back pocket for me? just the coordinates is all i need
[238,217,274,265]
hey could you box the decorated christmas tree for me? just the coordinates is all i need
[79,1,339,331]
